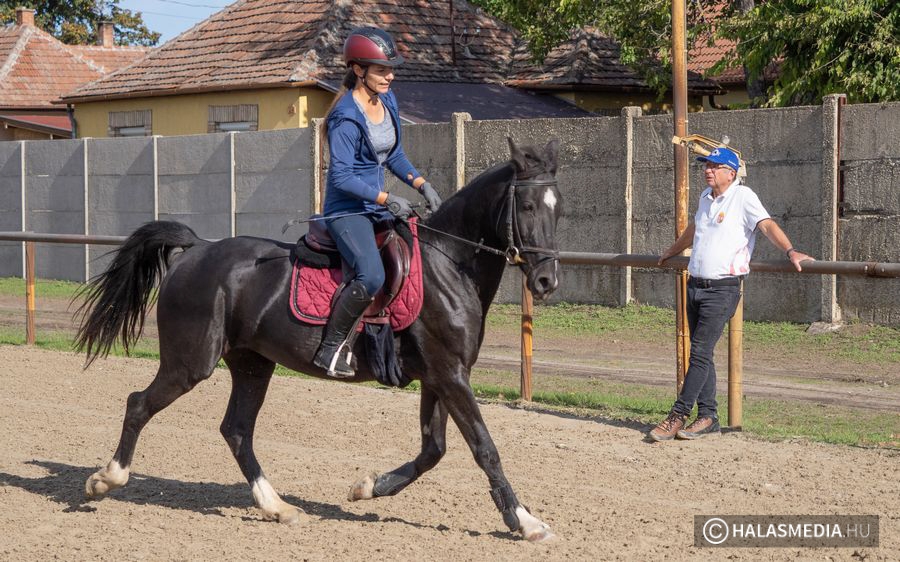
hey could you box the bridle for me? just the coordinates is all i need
[502,173,560,267]
[415,168,560,270]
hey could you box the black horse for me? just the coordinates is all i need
[76,138,563,542]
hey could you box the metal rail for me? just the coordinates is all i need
[0,232,126,245]
[558,252,900,278]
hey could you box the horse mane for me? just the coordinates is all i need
[424,160,515,234]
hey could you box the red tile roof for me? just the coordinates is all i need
[64,0,518,102]
[689,36,744,85]
[0,113,71,134]
[0,22,148,109]
[508,27,724,95]
[686,0,744,86]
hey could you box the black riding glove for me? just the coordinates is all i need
[420,182,443,211]
[385,193,413,219]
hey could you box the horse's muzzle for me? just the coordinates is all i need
[526,258,559,301]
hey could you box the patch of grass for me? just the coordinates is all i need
[467,367,900,448]
[0,277,85,299]
[739,398,900,448]
[0,327,160,359]
[489,302,673,338]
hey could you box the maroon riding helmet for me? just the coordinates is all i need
[343,26,404,67]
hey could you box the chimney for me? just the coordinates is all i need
[99,21,115,47]
[15,7,35,26]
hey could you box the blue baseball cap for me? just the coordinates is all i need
[697,147,740,172]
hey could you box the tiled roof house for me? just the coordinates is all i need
[0,7,148,140]
[61,0,745,138]
[63,0,593,137]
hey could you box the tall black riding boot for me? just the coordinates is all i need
[313,280,373,378]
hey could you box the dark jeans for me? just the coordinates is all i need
[325,213,385,296]
[673,282,742,418]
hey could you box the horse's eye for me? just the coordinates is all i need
[522,201,535,212]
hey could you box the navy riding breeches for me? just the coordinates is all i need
[325,213,386,296]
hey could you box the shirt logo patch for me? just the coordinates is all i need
[716,211,726,224]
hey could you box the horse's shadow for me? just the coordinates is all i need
[0,460,519,540]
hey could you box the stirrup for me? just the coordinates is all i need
[314,343,356,378]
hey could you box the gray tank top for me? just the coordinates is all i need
[354,97,395,164]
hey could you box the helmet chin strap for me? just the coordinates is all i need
[359,67,380,98]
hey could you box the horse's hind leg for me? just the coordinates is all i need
[348,386,448,500]
[220,350,304,525]
[85,358,211,498]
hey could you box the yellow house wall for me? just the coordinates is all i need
[0,126,53,141]
[74,87,336,138]
[702,87,751,110]
[555,91,706,114]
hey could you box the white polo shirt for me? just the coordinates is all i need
[688,181,771,280]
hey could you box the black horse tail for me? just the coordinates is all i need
[75,221,206,367]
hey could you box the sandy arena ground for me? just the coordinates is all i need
[0,346,897,561]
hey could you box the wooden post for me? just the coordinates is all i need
[672,0,690,395]
[25,241,35,345]
[520,274,533,402]
[676,273,690,394]
[728,281,744,429]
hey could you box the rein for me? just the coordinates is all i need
[416,172,560,267]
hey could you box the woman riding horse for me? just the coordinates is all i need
[317,26,443,378]
[76,136,562,542]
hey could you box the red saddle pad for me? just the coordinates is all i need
[289,219,423,331]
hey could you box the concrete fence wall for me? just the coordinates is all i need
[0,97,897,324]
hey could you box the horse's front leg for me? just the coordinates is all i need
[439,373,555,543]
[349,385,448,500]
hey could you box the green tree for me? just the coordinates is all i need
[714,0,900,105]
[1,0,160,46]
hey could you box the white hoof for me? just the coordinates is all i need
[275,505,307,525]
[85,461,129,499]
[252,477,307,525]
[524,525,557,543]
[347,472,377,501]
[517,506,556,543]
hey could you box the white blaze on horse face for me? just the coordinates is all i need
[543,188,557,212]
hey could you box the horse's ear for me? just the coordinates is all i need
[542,139,560,175]
[508,136,527,173]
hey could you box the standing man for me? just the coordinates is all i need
[650,146,813,441]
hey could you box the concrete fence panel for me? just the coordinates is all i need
[25,139,86,281]
[157,133,232,240]
[838,103,900,323]
[392,121,457,202]
[235,128,313,242]
[87,136,156,276]
[0,142,23,277]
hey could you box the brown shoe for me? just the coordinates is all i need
[648,411,687,442]
[676,415,721,440]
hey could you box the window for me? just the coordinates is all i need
[208,104,258,133]
[108,110,151,137]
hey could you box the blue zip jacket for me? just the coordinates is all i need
[323,89,421,216]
